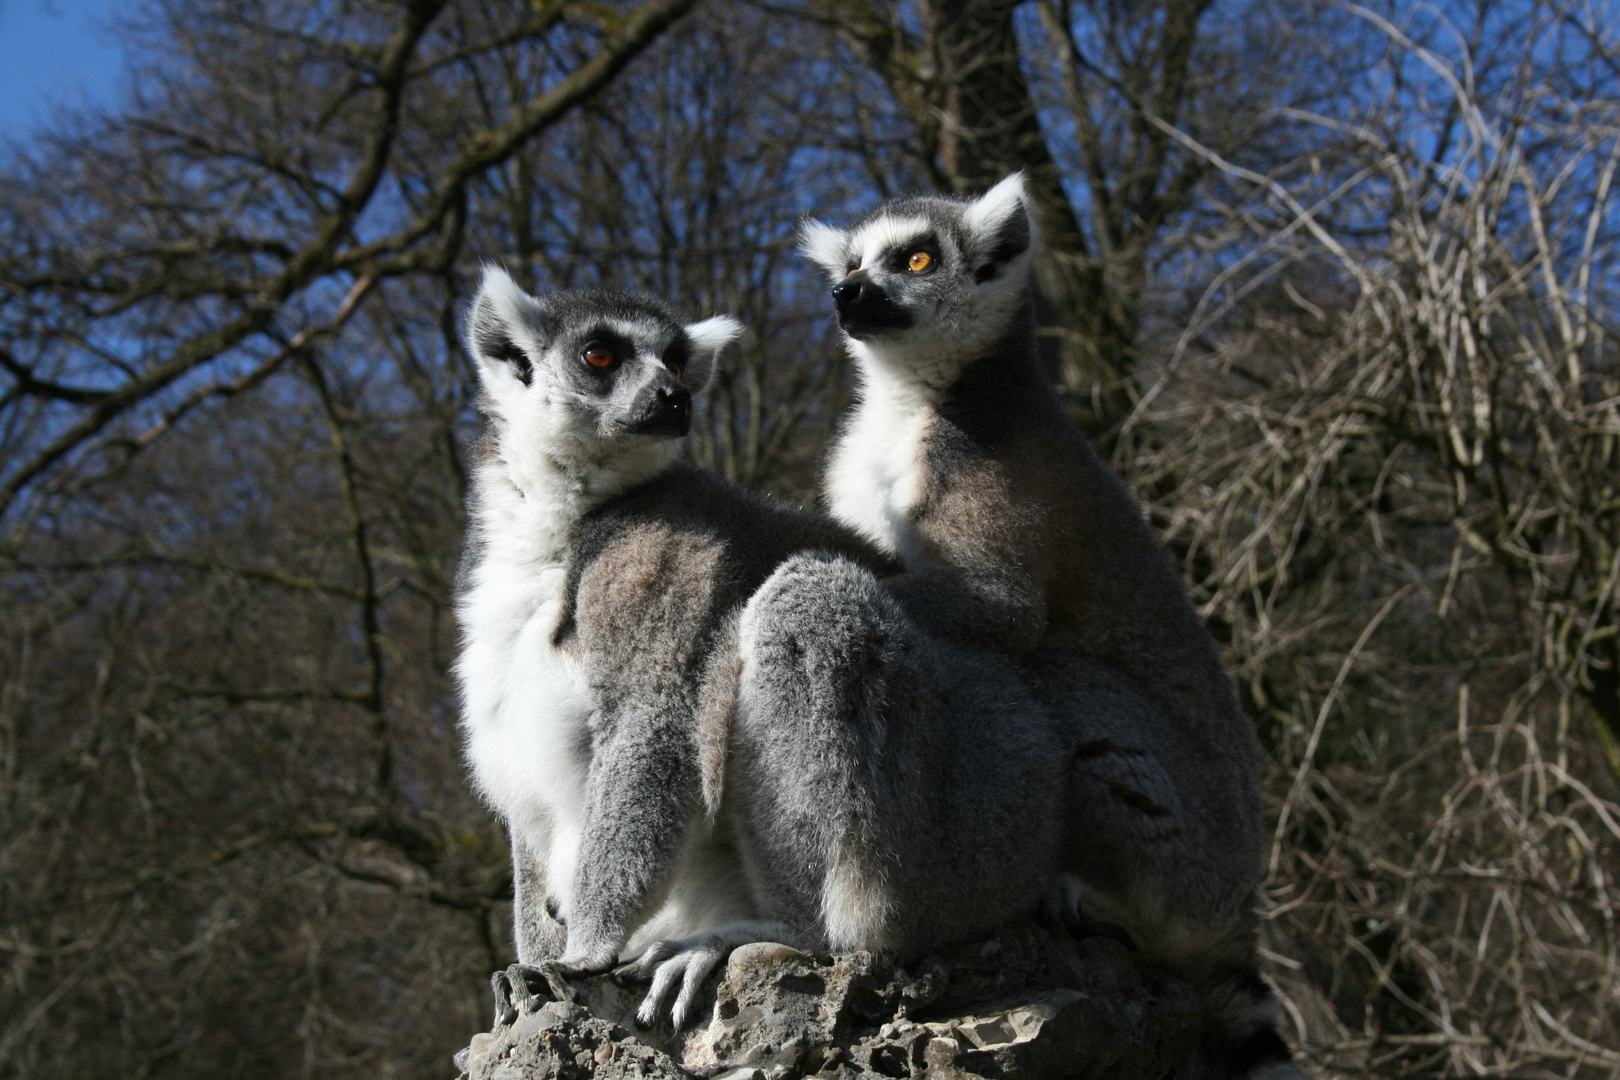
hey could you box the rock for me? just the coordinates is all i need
[458,921,1199,1080]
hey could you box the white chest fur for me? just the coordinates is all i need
[825,369,935,567]
[455,466,597,911]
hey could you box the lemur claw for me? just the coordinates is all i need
[491,961,584,1025]
[490,966,528,1026]
[545,965,579,1002]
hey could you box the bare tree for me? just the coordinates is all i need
[0,1,864,1075]
[1120,3,1620,1072]
[777,0,1349,430]
[4,0,1620,1077]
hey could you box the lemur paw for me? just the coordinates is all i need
[616,937,729,1031]
[1035,874,1137,949]
[490,961,583,1025]
[1036,872,1084,930]
[551,947,620,979]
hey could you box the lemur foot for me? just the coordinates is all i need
[490,961,583,1026]
[616,937,730,1031]
[615,922,801,1031]
[1036,872,1085,931]
[1035,873,1136,949]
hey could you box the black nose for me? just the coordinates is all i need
[832,279,869,314]
[828,275,911,338]
[627,383,692,437]
[658,385,691,417]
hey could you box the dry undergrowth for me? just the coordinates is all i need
[1125,11,1620,1072]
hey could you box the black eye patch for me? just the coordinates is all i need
[662,335,692,378]
[886,236,940,273]
[573,327,639,376]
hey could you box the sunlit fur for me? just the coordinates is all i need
[800,175,1036,560]
[799,177,1302,1079]
[455,266,745,966]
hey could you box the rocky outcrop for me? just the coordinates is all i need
[458,921,1200,1080]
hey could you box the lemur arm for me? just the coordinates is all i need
[549,529,723,973]
[560,703,702,971]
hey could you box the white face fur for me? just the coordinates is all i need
[466,266,743,494]
[799,173,1037,389]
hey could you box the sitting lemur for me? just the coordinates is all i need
[455,268,1109,1031]
[789,174,1296,1078]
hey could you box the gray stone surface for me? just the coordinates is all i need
[460,921,1199,1080]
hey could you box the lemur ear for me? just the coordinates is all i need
[961,173,1034,284]
[798,218,852,280]
[466,265,553,389]
[680,315,744,395]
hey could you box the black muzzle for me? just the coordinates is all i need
[832,275,914,338]
[627,384,692,437]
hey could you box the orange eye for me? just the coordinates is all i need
[666,360,682,377]
[845,266,858,276]
[583,344,615,368]
[908,251,933,272]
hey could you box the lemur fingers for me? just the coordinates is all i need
[628,939,726,1030]
[621,921,808,1030]
[670,944,729,1030]
[633,948,693,1029]
[491,964,543,1026]
[490,968,518,1027]
[490,961,581,1026]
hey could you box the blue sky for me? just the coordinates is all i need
[0,0,125,140]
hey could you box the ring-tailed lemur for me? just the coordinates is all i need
[796,175,1299,1079]
[457,267,1112,1032]
[459,266,953,1027]
[455,268,757,1003]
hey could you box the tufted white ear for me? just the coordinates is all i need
[962,173,1029,237]
[798,218,853,280]
[467,265,553,390]
[681,315,744,395]
[961,173,1035,281]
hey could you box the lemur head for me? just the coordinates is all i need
[799,173,1035,387]
[466,266,742,493]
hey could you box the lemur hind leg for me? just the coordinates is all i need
[492,831,584,1026]
[1019,651,1260,964]
[511,831,565,966]
[729,553,1065,958]
[1023,651,1297,1080]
